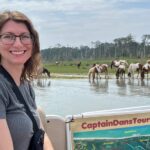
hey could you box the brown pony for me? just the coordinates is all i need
[33,67,50,79]
[141,63,150,80]
[116,64,126,79]
[77,61,81,69]
[98,64,109,79]
[88,64,108,80]
[42,67,51,78]
[88,64,100,81]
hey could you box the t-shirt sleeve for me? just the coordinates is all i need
[0,79,11,119]
[0,91,8,119]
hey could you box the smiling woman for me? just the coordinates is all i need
[0,20,33,67]
[0,10,54,150]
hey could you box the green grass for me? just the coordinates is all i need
[43,58,148,74]
[44,64,89,74]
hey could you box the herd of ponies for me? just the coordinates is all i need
[88,59,150,81]
[38,59,150,81]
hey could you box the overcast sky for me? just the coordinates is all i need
[0,0,150,49]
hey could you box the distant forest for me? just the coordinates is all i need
[41,34,150,62]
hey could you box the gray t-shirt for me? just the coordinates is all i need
[0,73,40,150]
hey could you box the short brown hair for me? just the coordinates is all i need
[0,10,42,80]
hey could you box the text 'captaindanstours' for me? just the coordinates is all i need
[81,117,150,130]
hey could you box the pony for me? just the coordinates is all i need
[32,67,50,79]
[141,63,150,80]
[116,64,126,79]
[111,60,128,69]
[128,63,143,79]
[98,64,109,79]
[55,61,60,66]
[147,60,150,64]
[77,61,81,69]
[42,67,51,78]
[88,64,109,80]
[88,64,100,81]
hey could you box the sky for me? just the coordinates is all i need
[0,0,150,49]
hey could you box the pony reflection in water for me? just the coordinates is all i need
[89,78,109,93]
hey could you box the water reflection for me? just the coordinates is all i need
[32,78,51,87]
[127,79,140,86]
[116,79,126,87]
[89,79,108,93]
[127,78,150,87]
[115,78,150,87]
[115,79,127,96]
[127,79,150,96]
[89,78,150,97]
[34,78,150,116]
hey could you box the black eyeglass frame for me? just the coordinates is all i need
[0,33,34,45]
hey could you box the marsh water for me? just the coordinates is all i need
[33,78,150,117]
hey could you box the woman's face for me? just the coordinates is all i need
[0,20,33,67]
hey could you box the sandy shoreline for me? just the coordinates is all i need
[51,73,117,79]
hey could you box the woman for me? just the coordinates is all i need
[0,11,54,150]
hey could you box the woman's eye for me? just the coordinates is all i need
[23,36,29,39]
[22,35,31,39]
[3,35,13,39]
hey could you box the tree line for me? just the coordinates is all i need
[41,34,150,62]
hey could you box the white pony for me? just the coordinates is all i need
[128,63,143,79]
[111,60,128,69]
[147,60,150,64]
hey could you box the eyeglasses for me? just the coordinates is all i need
[0,33,33,45]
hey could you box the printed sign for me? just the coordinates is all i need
[70,112,150,150]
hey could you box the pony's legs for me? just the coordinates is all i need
[92,72,95,81]
[137,71,139,79]
[106,70,108,79]
[103,69,107,79]
[88,72,91,81]
[98,73,101,79]
[131,71,134,79]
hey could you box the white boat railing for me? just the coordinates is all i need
[38,105,150,150]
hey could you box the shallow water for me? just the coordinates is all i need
[33,78,150,117]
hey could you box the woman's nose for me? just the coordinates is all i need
[13,37,23,46]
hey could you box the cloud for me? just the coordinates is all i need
[0,0,150,48]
